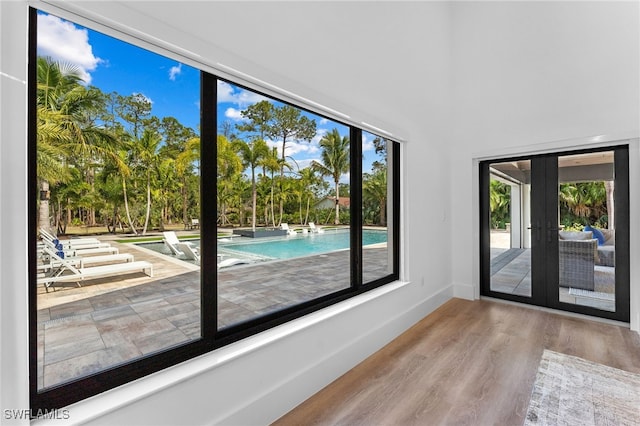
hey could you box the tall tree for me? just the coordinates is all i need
[296,167,321,225]
[216,135,243,226]
[312,128,350,225]
[234,139,269,231]
[267,105,316,222]
[116,93,152,139]
[136,129,163,234]
[176,136,201,225]
[363,169,388,226]
[237,100,273,141]
[36,57,118,232]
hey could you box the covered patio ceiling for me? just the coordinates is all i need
[490,151,615,184]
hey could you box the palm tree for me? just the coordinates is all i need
[136,129,163,234]
[267,105,316,223]
[559,181,607,226]
[261,147,282,227]
[234,139,269,231]
[312,128,350,225]
[37,57,120,232]
[177,136,201,225]
[363,169,388,226]
[296,167,321,225]
[489,180,510,229]
[216,135,242,226]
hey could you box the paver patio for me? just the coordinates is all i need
[37,237,391,389]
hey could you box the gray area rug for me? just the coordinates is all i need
[525,350,640,425]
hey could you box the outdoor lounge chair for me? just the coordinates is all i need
[38,252,134,272]
[217,257,247,269]
[37,248,153,292]
[38,240,120,257]
[39,238,119,257]
[163,231,197,256]
[308,222,325,234]
[176,242,200,265]
[280,223,297,235]
[40,229,110,249]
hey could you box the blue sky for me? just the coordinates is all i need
[37,12,382,179]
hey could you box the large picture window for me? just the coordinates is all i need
[29,8,400,412]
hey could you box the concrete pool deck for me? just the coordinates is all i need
[36,233,391,390]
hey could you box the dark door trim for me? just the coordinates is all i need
[480,145,630,322]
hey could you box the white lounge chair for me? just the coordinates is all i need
[309,222,325,234]
[39,238,119,257]
[176,242,200,265]
[38,248,153,292]
[280,223,297,235]
[38,252,134,272]
[217,257,247,269]
[163,231,197,256]
[40,229,106,247]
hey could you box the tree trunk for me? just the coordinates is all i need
[605,180,615,229]
[142,173,151,235]
[379,199,387,226]
[270,183,276,227]
[182,176,188,225]
[122,176,138,235]
[66,200,71,227]
[334,181,340,225]
[38,180,51,233]
[251,168,257,231]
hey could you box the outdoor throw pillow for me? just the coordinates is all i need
[584,225,605,246]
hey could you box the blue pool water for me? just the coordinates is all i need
[138,229,387,262]
[222,229,387,260]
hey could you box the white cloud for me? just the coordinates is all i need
[295,159,315,170]
[217,80,268,106]
[169,63,182,81]
[362,133,376,152]
[287,142,318,157]
[225,107,244,120]
[37,13,102,84]
[267,139,319,158]
[319,118,329,125]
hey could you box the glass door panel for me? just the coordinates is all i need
[556,151,616,312]
[487,160,532,298]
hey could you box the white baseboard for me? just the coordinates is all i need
[453,282,475,300]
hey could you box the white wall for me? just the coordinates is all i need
[2,2,637,424]
[449,1,640,323]
[1,1,454,425]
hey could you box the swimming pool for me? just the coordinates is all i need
[137,229,387,263]
[221,229,387,260]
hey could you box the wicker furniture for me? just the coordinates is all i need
[558,239,597,291]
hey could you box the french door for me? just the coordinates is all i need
[480,146,629,322]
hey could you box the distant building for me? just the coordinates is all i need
[314,196,351,210]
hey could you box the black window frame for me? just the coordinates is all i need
[28,7,401,412]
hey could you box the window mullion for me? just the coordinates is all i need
[201,72,217,342]
[351,127,363,288]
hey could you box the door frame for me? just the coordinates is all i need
[479,145,630,322]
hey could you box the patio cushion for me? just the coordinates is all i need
[559,230,593,241]
[584,225,605,246]
[600,229,615,245]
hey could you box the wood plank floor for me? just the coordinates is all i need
[273,298,640,426]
